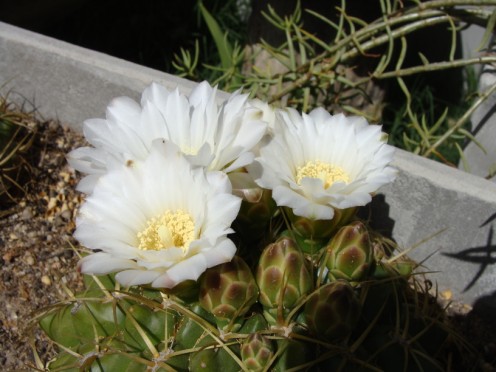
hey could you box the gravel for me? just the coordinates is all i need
[0,120,85,371]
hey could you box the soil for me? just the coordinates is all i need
[0,119,85,371]
[0,118,495,371]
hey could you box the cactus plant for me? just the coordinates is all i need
[36,230,475,371]
[35,80,477,371]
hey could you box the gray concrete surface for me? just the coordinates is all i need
[459,24,496,182]
[1,21,495,305]
[0,21,228,129]
[460,66,496,182]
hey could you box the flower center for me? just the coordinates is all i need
[182,146,198,156]
[137,210,195,251]
[296,160,350,189]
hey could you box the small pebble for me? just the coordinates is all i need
[60,210,72,221]
[41,275,52,286]
[25,255,34,266]
[20,207,32,220]
[440,290,452,300]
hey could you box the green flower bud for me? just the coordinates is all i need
[256,237,313,326]
[199,256,259,331]
[287,207,357,242]
[235,189,277,242]
[230,171,277,242]
[304,281,360,340]
[241,333,274,371]
[325,221,372,282]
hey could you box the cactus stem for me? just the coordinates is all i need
[285,295,309,325]
[350,298,388,353]
[289,332,334,348]
[93,276,114,300]
[122,305,160,358]
[79,350,102,369]
[111,350,171,370]
[316,249,330,287]
[269,324,294,338]
[162,297,247,370]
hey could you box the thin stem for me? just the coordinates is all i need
[424,81,496,157]
[376,55,496,79]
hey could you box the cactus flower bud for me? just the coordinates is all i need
[235,188,277,242]
[325,221,372,282]
[199,256,259,331]
[304,281,360,340]
[256,237,313,326]
[241,333,274,371]
[287,207,357,242]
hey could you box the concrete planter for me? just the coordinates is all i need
[1,21,495,305]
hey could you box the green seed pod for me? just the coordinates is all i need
[199,256,259,331]
[325,221,372,282]
[303,281,360,340]
[241,333,274,371]
[256,236,313,326]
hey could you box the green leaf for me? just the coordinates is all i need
[199,1,233,70]
[457,128,487,155]
[477,8,496,52]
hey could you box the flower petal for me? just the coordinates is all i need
[255,108,396,220]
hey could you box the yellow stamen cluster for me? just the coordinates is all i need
[296,160,350,189]
[137,210,195,251]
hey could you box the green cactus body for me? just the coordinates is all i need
[39,294,165,371]
[241,333,274,371]
[188,339,241,372]
[272,339,312,372]
[304,281,361,341]
[256,236,313,326]
[325,221,372,282]
[123,304,177,355]
[198,256,259,331]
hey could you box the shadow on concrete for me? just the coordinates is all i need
[357,194,395,241]
[442,224,496,292]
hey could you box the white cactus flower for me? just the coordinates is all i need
[68,81,268,193]
[251,107,397,220]
[76,141,241,288]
